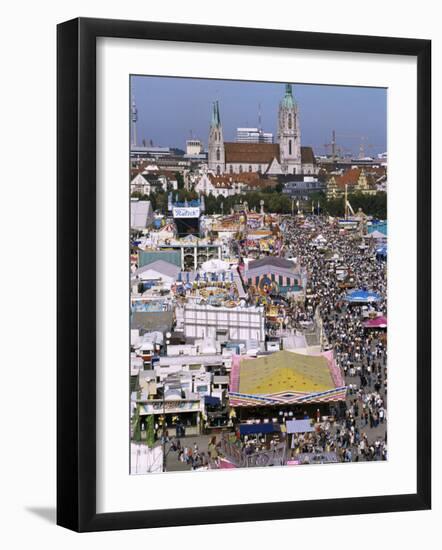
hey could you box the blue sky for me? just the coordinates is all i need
[131,76,387,157]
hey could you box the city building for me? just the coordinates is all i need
[186,139,204,155]
[130,145,172,160]
[208,84,319,176]
[236,127,274,143]
[194,173,246,197]
[325,167,382,197]
[245,257,305,290]
[282,176,326,199]
[131,171,178,195]
[183,303,266,342]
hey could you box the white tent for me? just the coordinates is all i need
[312,234,327,243]
[201,258,229,273]
[366,230,386,240]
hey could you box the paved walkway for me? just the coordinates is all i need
[158,434,234,472]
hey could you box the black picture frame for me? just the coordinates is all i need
[57,17,431,532]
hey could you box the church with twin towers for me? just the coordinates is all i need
[208,83,318,177]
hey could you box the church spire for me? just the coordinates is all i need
[208,100,225,174]
[211,100,221,127]
[282,83,296,109]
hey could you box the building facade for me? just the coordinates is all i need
[184,304,265,342]
[208,84,319,176]
[186,139,204,156]
[236,127,274,143]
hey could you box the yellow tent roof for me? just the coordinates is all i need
[238,351,334,395]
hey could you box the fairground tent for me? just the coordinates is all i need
[229,350,346,407]
[367,230,387,240]
[345,289,382,303]
[364,316,387,329]
[201,258,229,273]
[312,234,327,243]
[368,221,387,236]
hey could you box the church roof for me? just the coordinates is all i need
[300,146,316,164]
[223,143,316,167]
[224,142,280,164]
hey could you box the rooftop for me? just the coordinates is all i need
[247,257,296,271]
[237,351,334,395]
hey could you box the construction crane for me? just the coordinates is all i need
[358,136,377,159]
[323,130,341,161]
[324,130,379,160]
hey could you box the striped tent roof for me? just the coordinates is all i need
[229,350,346,407]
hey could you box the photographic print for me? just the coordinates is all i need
[129,76,387,474]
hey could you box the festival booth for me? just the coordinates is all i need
[366,229,387,241]
[368,220,387,235]
[228,350,347,425]
[201,258,229,273]
[345,289,382,304]
[236,422,283,452]
[364,316,387,329]
[176,266,238,308]
[155,223,176,241]
[239,422,281,437]
[285,419,315,434]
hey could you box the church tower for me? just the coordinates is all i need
[208,101,225,174]
[278,84,301,174]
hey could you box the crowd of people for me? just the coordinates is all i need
[163,215,388,469]
[168,436,221,470]
[280,216,388,462]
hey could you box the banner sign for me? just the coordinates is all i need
[173,207,200,218]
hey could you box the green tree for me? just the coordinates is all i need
[146,415,155,448]
[132,404,142,443]
[323,191,387,218]
[204,193,218,214]
[175,172,185,190]
[154,191,169,213]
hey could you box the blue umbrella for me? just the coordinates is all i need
[346,290,381,303]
